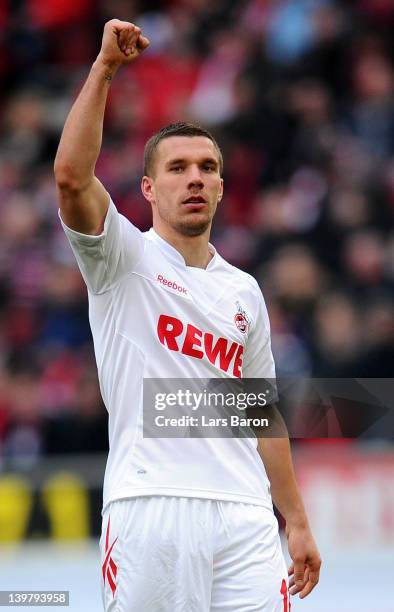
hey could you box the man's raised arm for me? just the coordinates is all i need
[54,20,149,235]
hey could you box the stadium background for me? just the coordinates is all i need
[0,0,393,610]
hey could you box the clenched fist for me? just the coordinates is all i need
[98,19,150,68]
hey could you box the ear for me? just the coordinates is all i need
[218,178,224,202]
[141,176,155,204]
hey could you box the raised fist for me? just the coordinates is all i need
[99,19,150,67]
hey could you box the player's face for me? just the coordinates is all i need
[142,136,223,237]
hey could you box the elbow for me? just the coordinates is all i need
[54,162,89,193]
[54,159,76,189]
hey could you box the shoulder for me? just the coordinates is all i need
[217,254,262,297]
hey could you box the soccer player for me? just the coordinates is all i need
[54,20,321,612]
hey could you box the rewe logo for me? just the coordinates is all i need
[157,274,187,294]
[157,314,244,377]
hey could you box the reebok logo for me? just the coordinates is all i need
[157,274,187,295]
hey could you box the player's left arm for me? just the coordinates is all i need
[242,278,321,598]
[257,435,321,598]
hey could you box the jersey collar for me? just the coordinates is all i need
[147,228,217,270]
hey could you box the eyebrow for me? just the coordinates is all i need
[165,157,219,168]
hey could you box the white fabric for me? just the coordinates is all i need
[60,199,276,511]
[100,497,289,612]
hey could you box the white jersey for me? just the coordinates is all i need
[60,199,276,511]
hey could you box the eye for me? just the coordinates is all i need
[203,165,215,172]
[170,166,183,172]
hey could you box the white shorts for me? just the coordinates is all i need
[100,496,289,612]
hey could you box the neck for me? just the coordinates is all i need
[153,222,213,269]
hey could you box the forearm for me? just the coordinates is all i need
[259,437,322,597]
[54,55,119,188]
[257,437,308,527]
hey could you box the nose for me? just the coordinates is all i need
[187,165,204,189]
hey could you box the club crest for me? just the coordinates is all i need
[234,301,250,334]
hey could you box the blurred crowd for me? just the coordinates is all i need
[0,0,393,464]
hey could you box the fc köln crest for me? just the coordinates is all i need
[234,301,250,334]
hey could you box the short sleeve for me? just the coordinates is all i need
[59,199,144,294]
[242,281,276,380]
